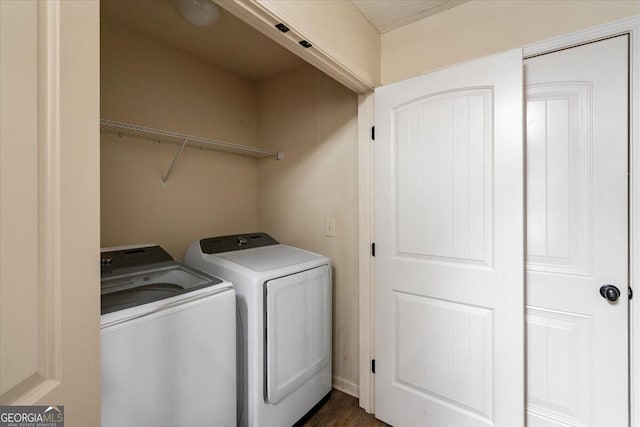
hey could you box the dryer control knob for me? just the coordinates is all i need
[236,237,248,246]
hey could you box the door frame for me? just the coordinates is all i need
[358,92,375,412]
[357,15,640,422]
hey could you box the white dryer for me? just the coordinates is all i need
[185,233,332,427]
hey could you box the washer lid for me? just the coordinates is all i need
[216,244,321,272]
[100,263,222,314]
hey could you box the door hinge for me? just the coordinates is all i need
[371,242,375,257]
[371,359,376,374]
[630,286,633,300]
[371,125,375,141]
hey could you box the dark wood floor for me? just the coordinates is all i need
[300,389,389,427]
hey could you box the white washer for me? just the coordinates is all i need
[100,245,236,427]
[185,233,332,427]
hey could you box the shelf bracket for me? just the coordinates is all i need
[162,138,189,183]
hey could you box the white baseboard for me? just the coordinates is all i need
[332,375,359,398]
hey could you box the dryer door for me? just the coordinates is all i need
[265,265,331,403]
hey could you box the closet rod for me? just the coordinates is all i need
[100,119,284,161]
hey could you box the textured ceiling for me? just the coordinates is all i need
[351,0,469,33]
[100,0,304,81]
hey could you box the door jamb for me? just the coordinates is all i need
[358,93,375,413]
[523,15,640,426]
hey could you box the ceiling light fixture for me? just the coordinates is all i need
[173,0,220,27]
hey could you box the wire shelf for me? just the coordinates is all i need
[100,119,283,160]
[100,119,283,183]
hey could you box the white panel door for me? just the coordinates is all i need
[375,49,524,427]
[525,36,628,427]
[0,0,101,424]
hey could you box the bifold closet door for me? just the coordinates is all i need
[524,36,629,427]
[374,49,524,427]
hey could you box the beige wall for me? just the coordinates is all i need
[100,20,259,259]
[257,65,360,394]
[382,0,640,84]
